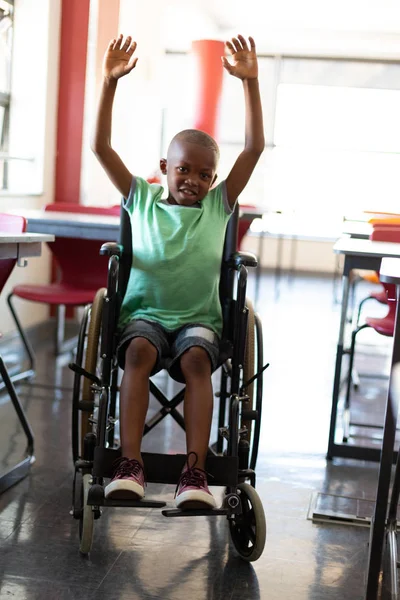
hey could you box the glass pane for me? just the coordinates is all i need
[263,146,400,228]
[162,55,276,148]
[218,57,275,144]
[275,83,400,153]
[0,3,13,94]
[161,53,197,154]
[269,81,400,232]
[0,105,5,143]
[281,58,400,91]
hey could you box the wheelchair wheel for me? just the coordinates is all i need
[71,288,106,462]
[79,472,94,555]
[242,297,255,443]
[71,305,90,464]
[250,314,263,471]
[241,299,264,471]
[229,482,266,562]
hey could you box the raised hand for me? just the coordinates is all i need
[103,34,138,80]
[222,35,258,80]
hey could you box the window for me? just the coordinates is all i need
[266,58,400,235]
[0,0,13,190]
[163,52,400,236]
[271,83,400,227]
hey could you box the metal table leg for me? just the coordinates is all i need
[0,355,34,494]
[327,266,351,459]
[365,286,400,599]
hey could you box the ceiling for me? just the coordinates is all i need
[201,0,400,34]
[164,0,400,57]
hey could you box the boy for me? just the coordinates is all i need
[91,33,264,508]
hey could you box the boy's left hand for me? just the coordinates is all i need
[222,35,258,80]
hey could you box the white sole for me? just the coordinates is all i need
[176,489,216,509]
[104,479,144,500]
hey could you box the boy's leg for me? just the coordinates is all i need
[175,345,217,508]
[180,347,213,471]
[104,334,158,500]
[119,337,157,463]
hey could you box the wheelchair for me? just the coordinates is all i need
[69,201,268,561]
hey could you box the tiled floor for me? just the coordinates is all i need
[0,271,396,599]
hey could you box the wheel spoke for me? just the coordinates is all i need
[242,496,251,515]
[243,522,256,545]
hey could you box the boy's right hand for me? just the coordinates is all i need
[103,34,138,80]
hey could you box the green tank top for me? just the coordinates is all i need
[119,176,233,336]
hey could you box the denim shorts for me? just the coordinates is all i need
[116,319,220,383]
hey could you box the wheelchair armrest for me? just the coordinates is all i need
[100,242,123,257]
[227,252,258,269]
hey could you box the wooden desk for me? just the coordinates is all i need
[0,232,55,259]
[23,210,120,241]
[0,232,54,494]
[328,238,400,462]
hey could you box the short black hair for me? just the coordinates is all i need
[169,129,220,162]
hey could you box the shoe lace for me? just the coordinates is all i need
[113,457,143,479]
[174,451,211,497]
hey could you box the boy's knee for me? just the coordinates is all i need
[125,337,157,372]
[180,347,211,378]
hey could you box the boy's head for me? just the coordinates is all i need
[160,129,219,206]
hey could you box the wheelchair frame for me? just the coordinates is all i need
[70,202,267,561]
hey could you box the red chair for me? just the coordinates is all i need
[343,226,400,441]
[0,213,34,489]
[355,284,389,327]
[7,203,120,379]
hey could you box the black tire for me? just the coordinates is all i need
[249,313,263,471]
[229,483,266,562]
[74,289,105,462]
[241,298,255,442]
[241,301,264,471]
[71,305,91,465]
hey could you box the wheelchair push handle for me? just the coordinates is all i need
[100,242,123,257]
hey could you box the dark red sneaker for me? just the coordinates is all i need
[104,457,145,500]
[175,453,216,509]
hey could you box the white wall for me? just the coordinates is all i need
[242,235,338,273]
[0,0,61,335]
[81,0,166,207]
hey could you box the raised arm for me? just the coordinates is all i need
[91,34,138,199]
[222,35,265,208]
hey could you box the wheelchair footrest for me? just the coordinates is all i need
[89,498,166,508]
[162,508,228,518]
[93,448,238,487]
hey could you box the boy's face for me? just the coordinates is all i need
[160,141,218,206]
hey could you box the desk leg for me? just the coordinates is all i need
[0,356,34,494]
[327,270,350,459]
[365,294,400,599]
